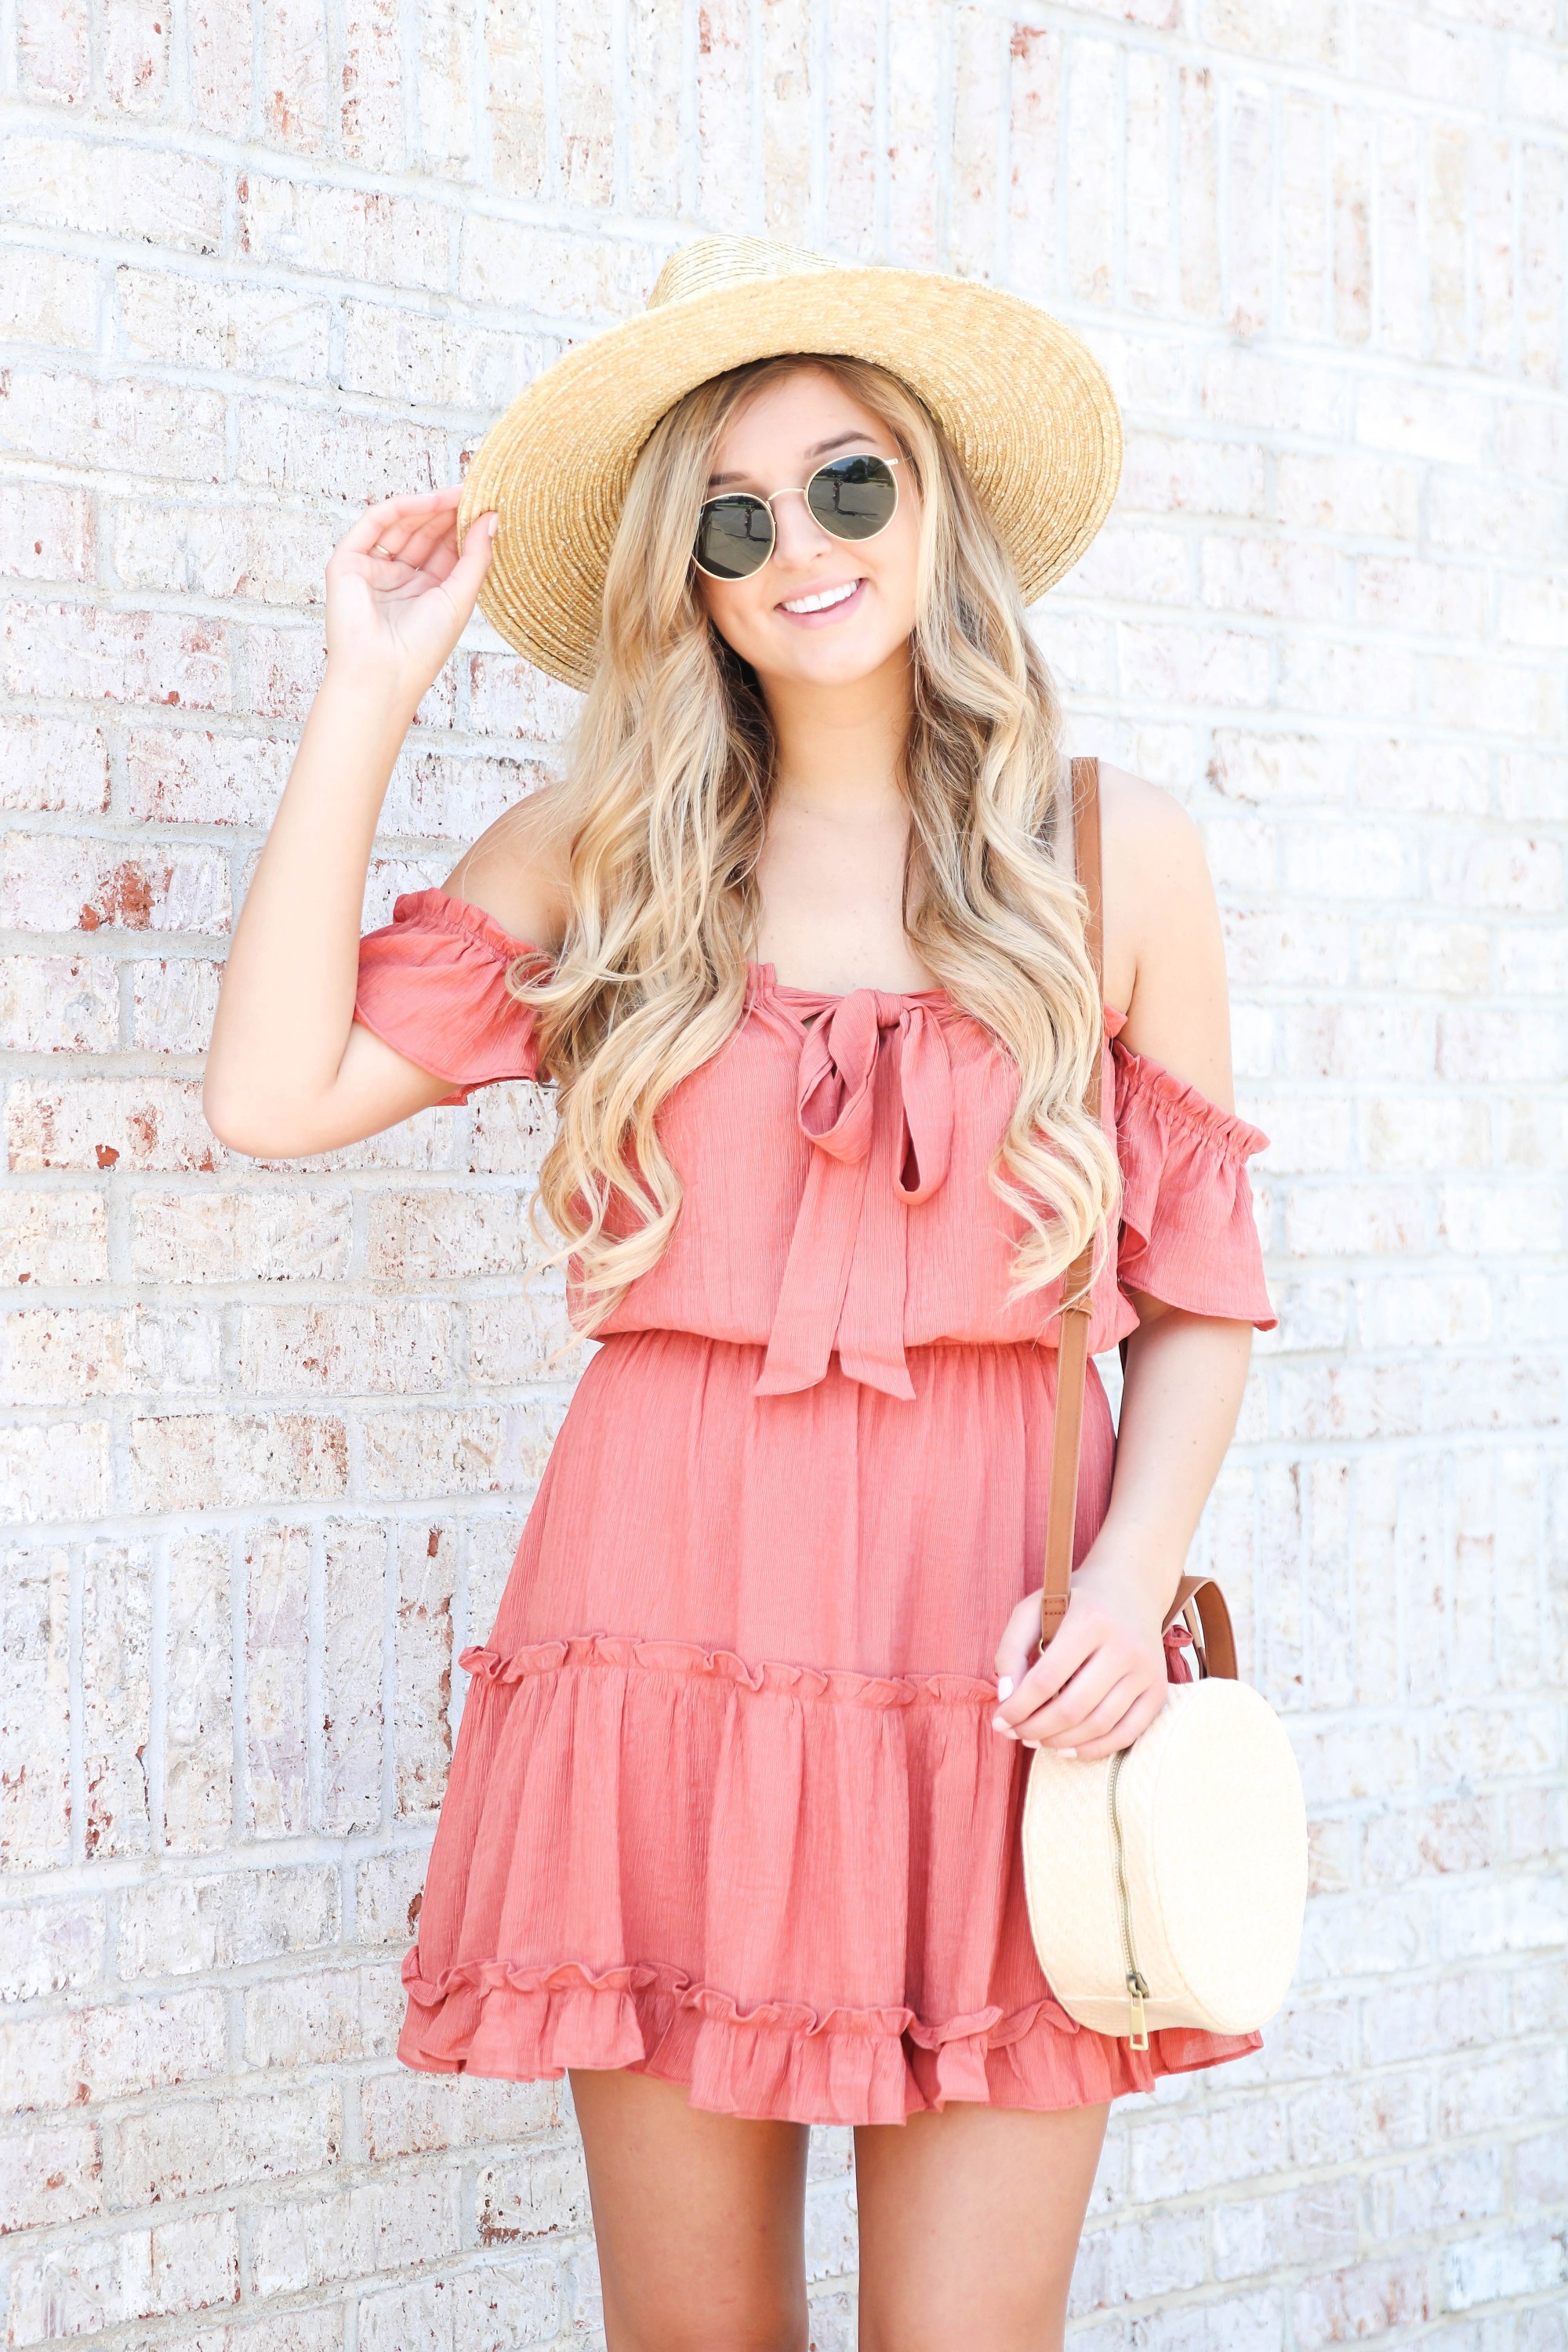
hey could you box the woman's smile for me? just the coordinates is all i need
[775,575,867,622]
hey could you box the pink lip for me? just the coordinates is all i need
[773,578,868,628]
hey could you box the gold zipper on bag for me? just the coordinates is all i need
[1108,1749,1151,2050]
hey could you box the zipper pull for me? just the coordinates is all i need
[1127,1970,1150,2051]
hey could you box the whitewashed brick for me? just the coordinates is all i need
[251,2165,463,2293]
[354,1849,426,1954]
[1069,2201,1209,2309]
[0,2122,103,2235]
[162,1528,233,1852]
[0,370,227,479]
[128,952,224,1053]
[0,1544,71,1868]
[234,400,450,506]
[321,1516,386,1832]
[1446,2222,1568,2312]
[1277,450,1420,537]
[2,1987,228,2115]
[241,1958,405,2071]
[2,833,231,933]
[118,1864,337,1980]
[126,1409,350,1515]
[118,267,335,384]
[118,2078,342,2204]
[79,1541,153,1857]
[487,0,546,197]
[3,1895,104,2005]
[474,2140,593,2244]
[8,2206,240,2339]
[1292,2256,1436,2349]
[0,137,221,252]
[1430,470,1564,559]
[0,715,111,815]
[0,601,232,708]
[123,724,295,828]
[1356,553,1489,639]
[4,1302,220,1402]
[394,1516,456,1817]
[457,220,662,320]
[358,2063,554,2161]
[112,499,339,605]
[238,173,448,290]
[0,952,118,1052]
[339,0,403,169]
[339,300,545,410]
[16,0,90,105]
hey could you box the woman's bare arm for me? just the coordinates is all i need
[991,765,1257,1759]
[202,486,513,1160]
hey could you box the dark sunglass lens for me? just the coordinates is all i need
[694,495,772,579]
[805,455,898,540]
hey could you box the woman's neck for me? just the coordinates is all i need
[750,643,938,994]
[761,642,913,821]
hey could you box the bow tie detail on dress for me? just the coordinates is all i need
[754,989,954,1401]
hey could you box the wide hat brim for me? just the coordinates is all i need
[456,259,1123,691]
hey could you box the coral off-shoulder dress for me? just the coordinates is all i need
[353,884,1277,2127]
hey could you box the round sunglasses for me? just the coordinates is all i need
[692,452,901,582]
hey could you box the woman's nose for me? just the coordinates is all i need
[768,486,834,566]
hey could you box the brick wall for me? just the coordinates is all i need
[2,1,1565,2344]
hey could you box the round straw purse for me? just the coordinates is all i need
[1018,761,1308,2049]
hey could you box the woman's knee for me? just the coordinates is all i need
[602,2289,808,2352]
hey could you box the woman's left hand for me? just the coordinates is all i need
[990,1561,1173,1761]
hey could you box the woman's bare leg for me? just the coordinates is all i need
[853,2098,1109,2352]
[568,2067,811,2352]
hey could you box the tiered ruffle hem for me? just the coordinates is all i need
[397,1627,1261,2125]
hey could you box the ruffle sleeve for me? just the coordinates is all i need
[352,886,550,1105]
[1111,1032,1276,1330]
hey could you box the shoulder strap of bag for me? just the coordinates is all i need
[1040,757,1104,1650]
[1036,757,1240,1684]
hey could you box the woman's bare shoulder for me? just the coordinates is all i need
[1094,760,1235,1107]
[438,781,574,954]
[1098,760,1207,887]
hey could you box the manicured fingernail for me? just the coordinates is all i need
[1058,1747,1077,1759]
[487,512,499,535]
[996,1675,1014,1700]
[990,1715,1014,1737]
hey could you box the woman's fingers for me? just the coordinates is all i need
[1065,1686,1168,1762]
[365,510,454,576]
[336,486,461,568]
[1018,1669,1148,1751]
[445,509,500,602]
[992,1595,1041,1699]
[992,1614,1098,1736]
[1010,1654,1131,1748]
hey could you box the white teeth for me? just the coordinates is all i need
[780,579,859,614]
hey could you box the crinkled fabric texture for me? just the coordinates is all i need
[354,886,549,1101]
[355,887,1275,2124]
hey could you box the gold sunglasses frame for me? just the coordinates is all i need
[691,454,902,582]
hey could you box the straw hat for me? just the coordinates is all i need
[456,234,1123,691]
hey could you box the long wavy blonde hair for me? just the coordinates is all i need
[479,354,1120,1327]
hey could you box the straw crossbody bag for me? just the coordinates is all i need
[1018,758,1308,2049]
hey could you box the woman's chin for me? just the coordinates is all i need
[750,625,909,694]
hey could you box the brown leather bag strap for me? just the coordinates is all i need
[1040,757,1105,1648]
[1161,1576,1240,1682]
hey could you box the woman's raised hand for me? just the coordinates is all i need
[324,485,499,710]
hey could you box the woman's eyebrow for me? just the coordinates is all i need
[706,429,884,490]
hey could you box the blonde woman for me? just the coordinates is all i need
[205,241,1276,2352]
